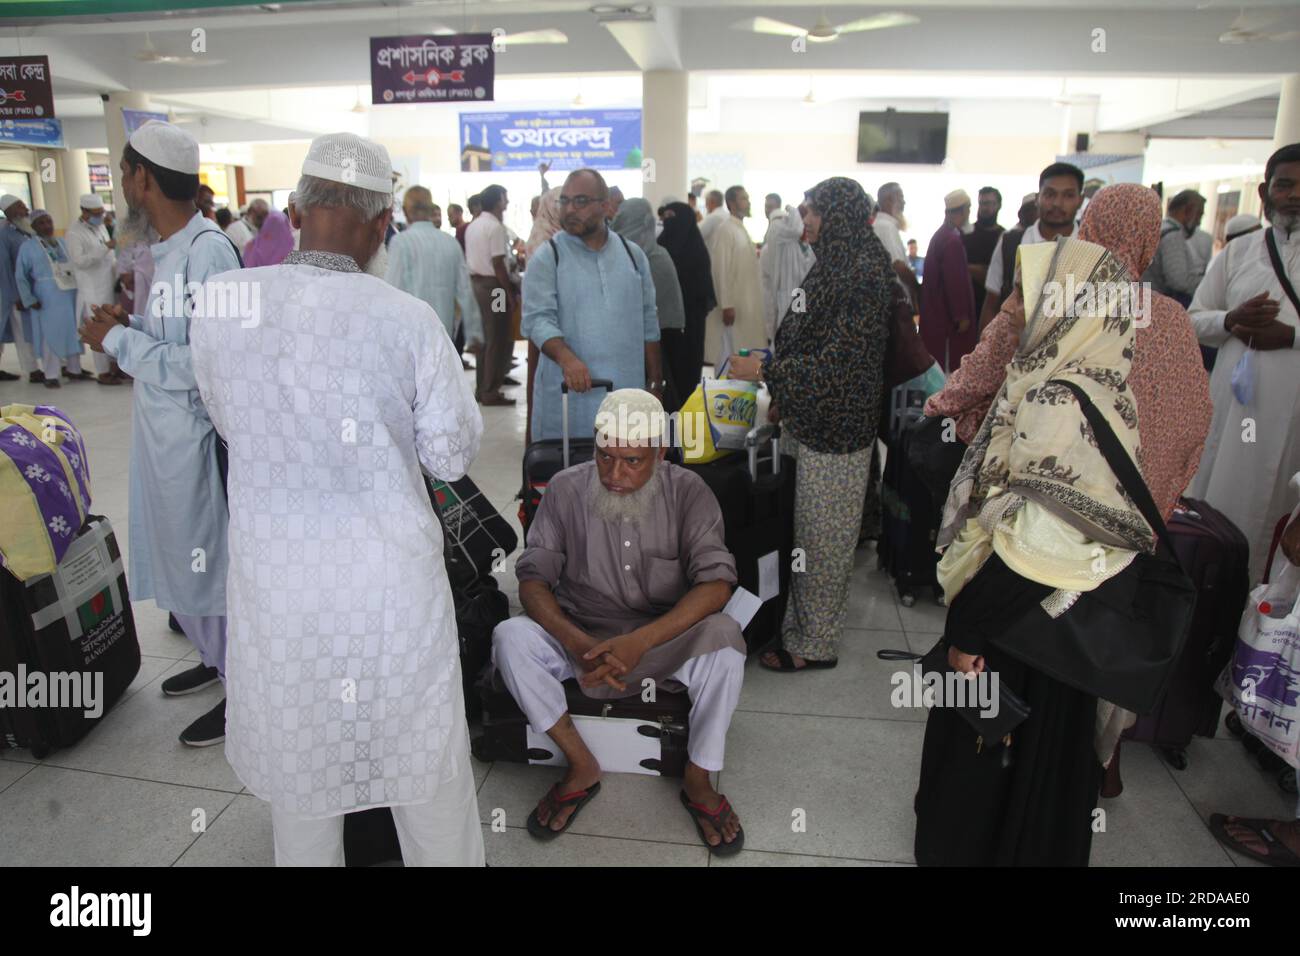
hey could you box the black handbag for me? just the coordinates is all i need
[878,640,1031,761]
[990,379,1196,715]
[905,415,968,509]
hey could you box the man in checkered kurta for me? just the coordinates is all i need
[192,133,485,866]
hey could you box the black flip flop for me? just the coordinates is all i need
[679,790,745,856]
[1209,814,1300,868]
[526,781,602,841]
[759,647,838,673]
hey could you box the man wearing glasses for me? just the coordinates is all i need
[522,168,662,442]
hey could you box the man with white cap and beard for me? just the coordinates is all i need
[80,120,242,747]
[0,194,39,381]
[191,132,485,866]
[64,192,124,384]
[919,188,977,373]
[492,388,747,855]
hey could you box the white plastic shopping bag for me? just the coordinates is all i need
[1217,561,1300,768]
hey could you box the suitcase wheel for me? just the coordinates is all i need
[1280,768,1299,795]
[934,591,946,607]
[1241,732,1264,755]
[1160,746,1188,771]
[1224,711,1244,738]
[900,593,916,608]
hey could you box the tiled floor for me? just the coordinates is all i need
[1,345,1294,867]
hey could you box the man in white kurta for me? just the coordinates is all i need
[64,193,121,382]
[705,187,766,370]
[759,202,814,342]
[192,132,485,867]
[385,185,483,348]
[1189,143,1300,583]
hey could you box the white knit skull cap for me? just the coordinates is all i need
[595,388,666,446]
[301,132,393,195]
[79,193,104,210]
[128,120,201,175]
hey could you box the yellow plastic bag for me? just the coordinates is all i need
[679,377,760,464]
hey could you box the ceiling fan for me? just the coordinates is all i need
[730,10,918,43]
[1217,9,1300,43]
[133,33,225,66]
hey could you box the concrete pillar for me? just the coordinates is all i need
[1275,74,1300,151]
[61,147,92,227]
[103,91,151,216]
[641,70,688,210]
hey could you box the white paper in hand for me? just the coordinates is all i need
[723,586,763,630]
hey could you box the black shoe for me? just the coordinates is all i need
[502,375,521,386]
[179,698,226,747]
[29,370,45,383]
[0,369,18,381]
[167,612,185,634]
[162,663,220,697]
[43,379,61,389]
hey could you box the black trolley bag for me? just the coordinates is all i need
[878,385,946,607]
[1123,497,1250,768]
[0,515,141,757]
[519,378,615,539]
[682,423,795,653]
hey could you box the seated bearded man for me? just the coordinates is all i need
[491,388,746,855]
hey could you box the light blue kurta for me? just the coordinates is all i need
[521,228,658,441]
[14,237,81,358]
[385,221,482,344]
[102,212,241,617]
[1,221,34,346]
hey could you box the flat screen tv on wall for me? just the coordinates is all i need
[857,110,949,164]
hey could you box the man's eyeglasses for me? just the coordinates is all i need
[557,195,604,209]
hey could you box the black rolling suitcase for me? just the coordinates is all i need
[430,474,517,580]
[0,515,141,758]
[1124,497,1249,769]
[472,668,692,777]
[520,378,614,539]
[878,386,945,607]
[684,424,795,653]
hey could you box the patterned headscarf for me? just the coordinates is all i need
[937,236,1154,600]
[774,177,892,351]
[1077,182,1161,278]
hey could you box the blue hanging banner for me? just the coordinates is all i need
[458,109,643,172]
[0,117,64,148]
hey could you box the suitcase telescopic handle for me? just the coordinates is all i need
[561,378,616,468]
[745,423,781,480]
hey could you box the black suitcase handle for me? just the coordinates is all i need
[561,378,615,468]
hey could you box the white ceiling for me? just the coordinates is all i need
[3,1,1295,149]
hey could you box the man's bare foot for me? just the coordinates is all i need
[1220,817,1300,858]
[759,649,805,670]
[682,762,741,848]
[535,762,602,832]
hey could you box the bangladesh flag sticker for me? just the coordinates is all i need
[77,586,114,633]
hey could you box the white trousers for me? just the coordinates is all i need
[270,747,485,866]
[42,346,81,380]
[491,615,745,772]
[172,613,228,682]
[0,305,37,373]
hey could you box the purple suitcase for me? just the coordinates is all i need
[1124,497,1250,769]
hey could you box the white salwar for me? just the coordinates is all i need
[64,218,116,374]
[759,206,814,342]
[1189,225,1300,583]
[191,254,485,863]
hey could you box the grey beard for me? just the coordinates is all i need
[588,466,663,526]
[1267,207,1300,236]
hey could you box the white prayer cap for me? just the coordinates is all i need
[595,388,666,446]
[128,120,201,175]
[944,189,971,210]
[1225,213,1261,241]
[0,194,22,210]
[1021,192,1038,206]
[79,193,104,211]
[301,132,393,195]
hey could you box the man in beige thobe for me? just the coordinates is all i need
[705,186,767,371]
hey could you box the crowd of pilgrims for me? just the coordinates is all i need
[1,118,1297,867]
